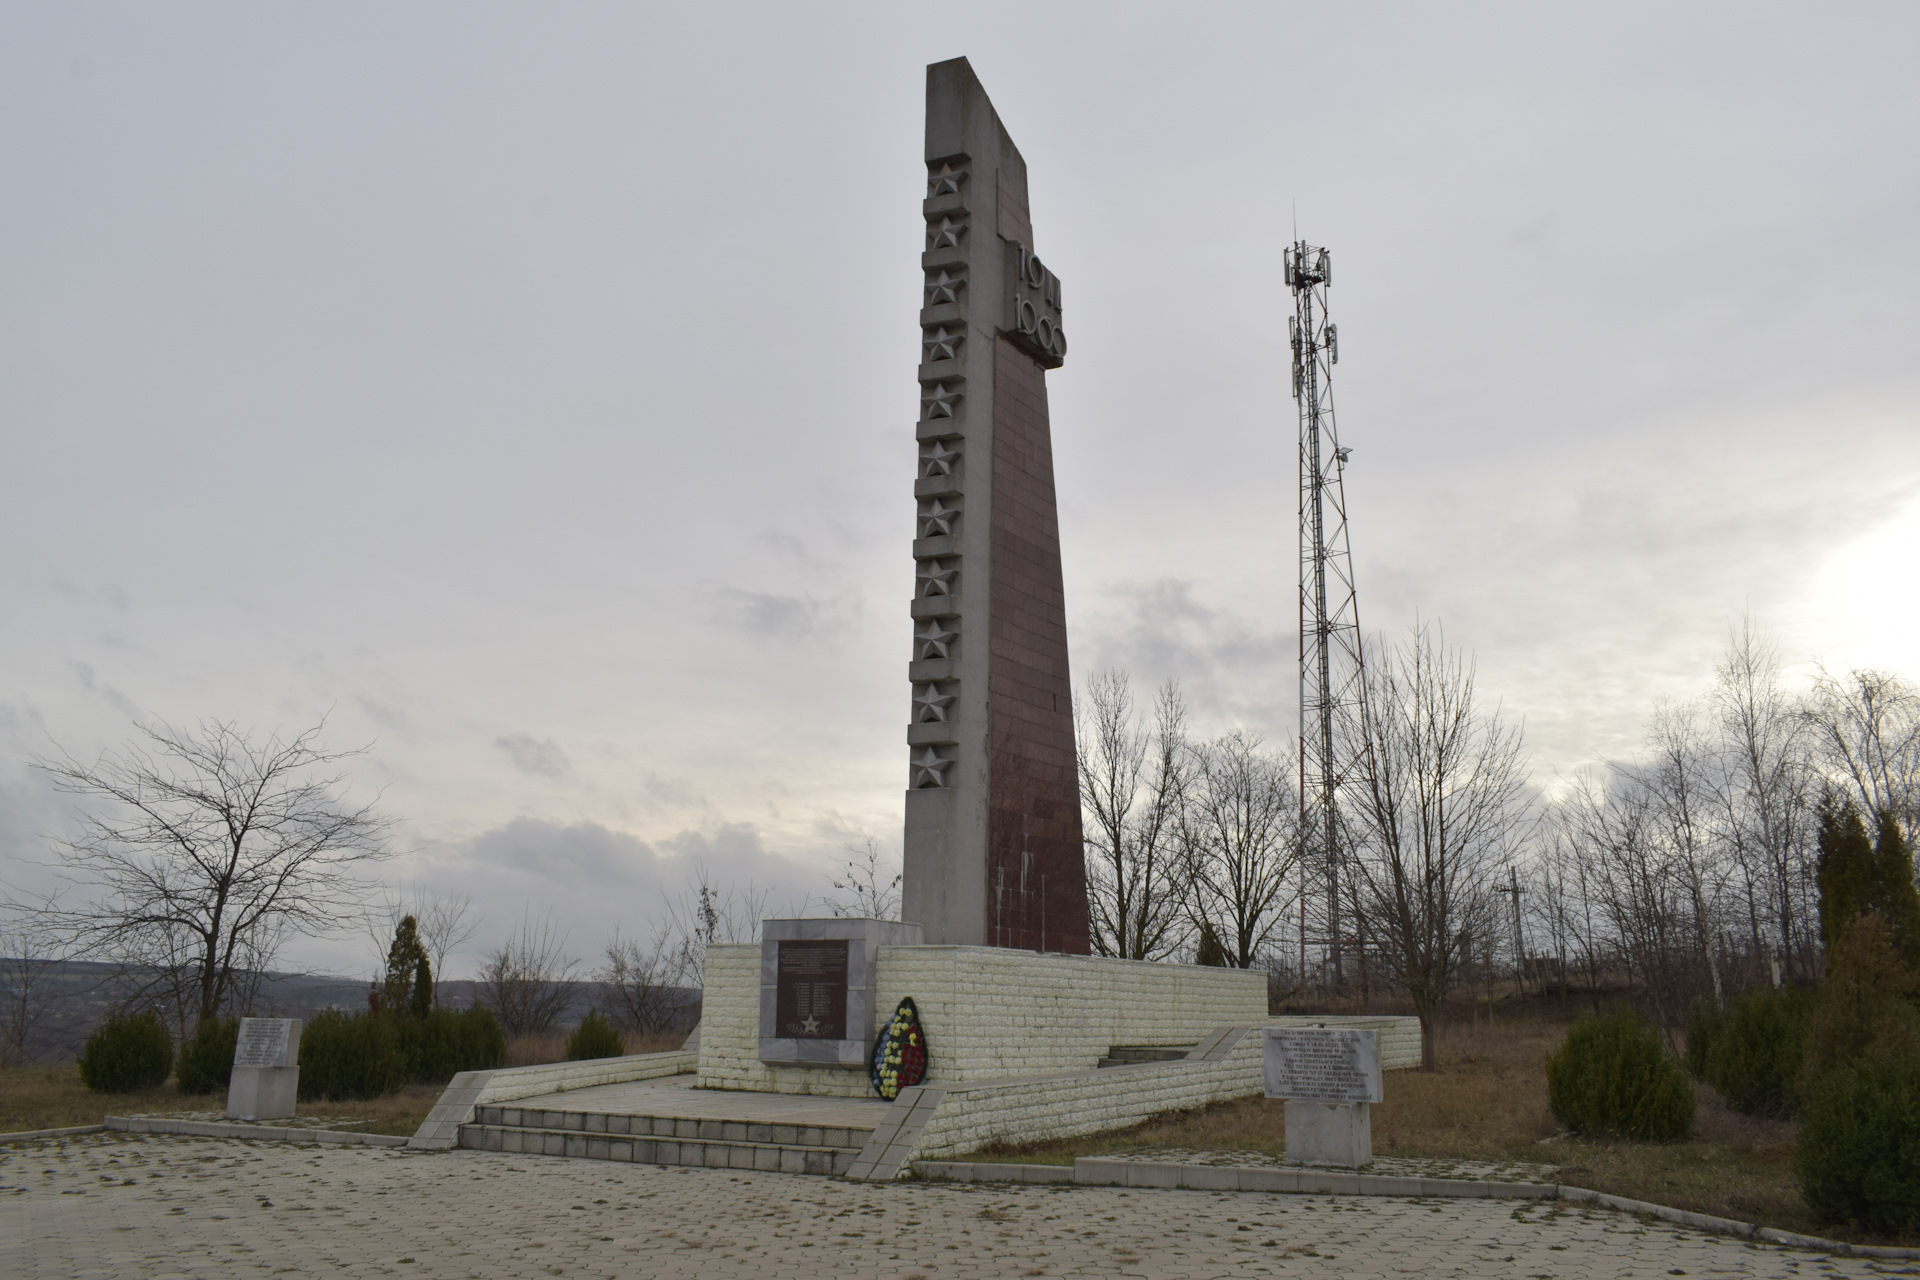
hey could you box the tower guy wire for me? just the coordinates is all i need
[1287,239,1369,986]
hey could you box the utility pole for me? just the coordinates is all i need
[1289,240,1367,987]
[1495,865,1526,995]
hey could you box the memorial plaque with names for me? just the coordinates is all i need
[773,940,848,1040]
[1263,1027,1382,1103]
[233,1018,296,1070]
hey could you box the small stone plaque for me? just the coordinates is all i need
[773,940,848,1040]
[1263,1027,1382,1103]
[233,1018,296,1070]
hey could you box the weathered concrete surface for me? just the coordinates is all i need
[1,1131,1899,1279]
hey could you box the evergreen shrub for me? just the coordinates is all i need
[79,1010,175,1094]
[1545,1007,1694,1140]
[1705,985,1813,1116]
[175,1017,240,1095]
[565,1010,625,1061]
[1797,1056,1920,1232]
[399,1007,506,1083]
[1682,998,1724,1079]
[298,1009,407,1100]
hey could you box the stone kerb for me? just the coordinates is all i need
[408,1047,697,1150]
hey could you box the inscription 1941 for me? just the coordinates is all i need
[774,940,849,1040]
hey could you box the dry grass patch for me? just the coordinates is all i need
[3,1066,439,1137]
[1,1064,182,1131]
[970,1012,1913,1247]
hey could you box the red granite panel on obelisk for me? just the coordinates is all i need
[986,333,1089,955]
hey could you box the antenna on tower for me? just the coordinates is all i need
[1287,238,1369,987]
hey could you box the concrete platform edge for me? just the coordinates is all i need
[103,1116,408,1146]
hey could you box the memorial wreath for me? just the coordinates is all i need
[870,996,928,1100]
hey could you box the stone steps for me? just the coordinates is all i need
[1097,1044,1196,1068]
[459,1123,863,1174]
[456,1103,872,1177]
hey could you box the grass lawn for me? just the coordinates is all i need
[970,1010,1910,1248]
[0,1065,441,1137]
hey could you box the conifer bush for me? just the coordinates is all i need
[298,1008,407,1100]
[1704,985,1812,1116]
[565,1009,625,1061]
[79,1010,175,1094]
[400,1007,506,1082]
[1545,1007,1694,1140]
[1796,1056,1920,1232]
[175,1017,240,1095]
[1682,998,1724,1079]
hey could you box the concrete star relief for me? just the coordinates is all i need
[922,326,963,362]
[799,1015,821,1035]
[926,216,967,250]
[919,498,959,537]
[926,163,968,197]
[916,559,957,595]
[920,382,961,419]
[911,746,952,788]
[924,270,964,306]
[913,683,957,722]
[920,442,960,477]
[915,619,957,659]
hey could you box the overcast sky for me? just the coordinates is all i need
[3,4,1916,980]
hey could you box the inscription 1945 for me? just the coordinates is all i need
[774,940,849,1040]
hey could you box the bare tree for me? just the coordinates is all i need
[1712,619,1815,980]
[662,869,776,989]
[1350,623,1530,1069]
[0,914,63,1067]
[28,718,391,1033]
[1182,730,1298,968]
[1078,671,1192,960]
[822,837,902,920]
[476,911,579,1038]
[597,925,692,1036]
[1636,700,1727,1008]
[1804,665,1920,846]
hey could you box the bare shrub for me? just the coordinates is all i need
[596,926,691,1036]
[476,913,578,1039]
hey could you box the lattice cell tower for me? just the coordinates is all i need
[1288,239,1368,985]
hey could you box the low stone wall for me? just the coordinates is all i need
[698,944,1268,1097]
[409,1048,697,1149]
[848,1014,1422,1176]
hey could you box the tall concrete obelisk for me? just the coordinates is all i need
[902,58,1089,954]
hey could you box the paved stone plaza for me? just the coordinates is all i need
[2,1134,1912,1279]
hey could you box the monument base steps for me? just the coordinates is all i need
[457,1103,870,1177]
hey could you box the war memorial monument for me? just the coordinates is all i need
[405,57,1418,1180]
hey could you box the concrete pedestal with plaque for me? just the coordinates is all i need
[758,919,925,1069]
[226,1017,302,1121]
[1263,1025,1382,1168]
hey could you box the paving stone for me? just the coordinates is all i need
[0,1132,1901,1280]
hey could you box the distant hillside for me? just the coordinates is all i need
[5,960,696,1064]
